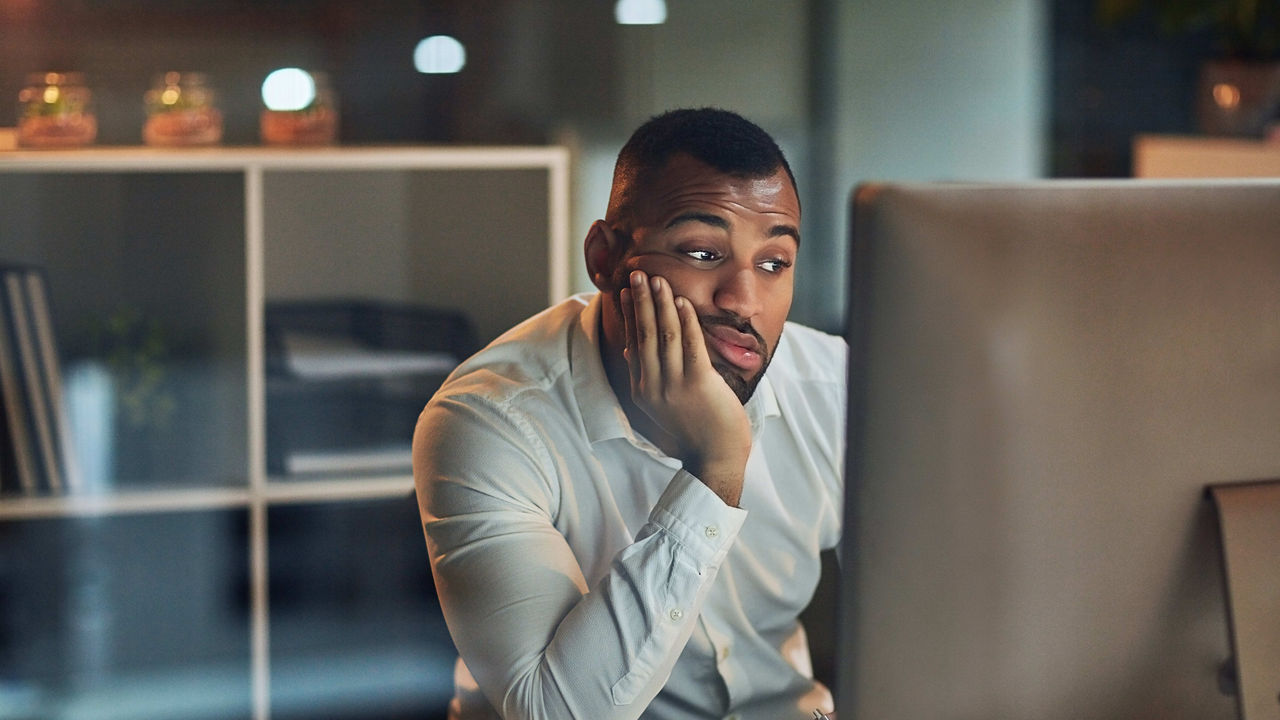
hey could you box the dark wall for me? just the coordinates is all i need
[1051,0,1219,177]
[6,2,1253,174]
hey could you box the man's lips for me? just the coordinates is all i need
[703,323,764,373]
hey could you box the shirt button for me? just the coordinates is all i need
[668,608,684,622]
[704,525,719,539]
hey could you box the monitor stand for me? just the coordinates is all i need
[1210,480,1280,720]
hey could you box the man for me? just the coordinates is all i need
[414,108,845,719]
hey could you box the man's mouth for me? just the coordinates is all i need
[702,322,765,373]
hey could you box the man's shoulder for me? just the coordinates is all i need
[771,322,847,387]
[430,294,591,409]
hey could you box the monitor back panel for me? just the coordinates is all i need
[839,180,1280,720]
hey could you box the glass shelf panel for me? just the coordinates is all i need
[0,510,252,719]
[260,167,550,483]
[0,171,248,493]
[262,167,551,344]
[266,496,453,720]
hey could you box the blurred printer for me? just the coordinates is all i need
[264,300,477,477]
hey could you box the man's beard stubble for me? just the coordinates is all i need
[700,315,772,405]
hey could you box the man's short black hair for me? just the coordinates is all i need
[606,107,798,225]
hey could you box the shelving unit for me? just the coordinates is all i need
[0,145,571,720]
[1133,134,1280,177]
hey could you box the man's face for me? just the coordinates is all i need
[609,154,800,403]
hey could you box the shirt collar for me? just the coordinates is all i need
[570,293,635,445]
[569,293,781,447]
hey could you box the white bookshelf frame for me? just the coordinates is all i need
[0,145,571,720]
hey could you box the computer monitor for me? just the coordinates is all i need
[836,180,1280,720]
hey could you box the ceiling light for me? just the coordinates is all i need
[615,0,667,25]
[414,35,467,74]
[261,68,316,112]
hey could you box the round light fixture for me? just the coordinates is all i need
[615,0,667,25]
[414,35,467,74]
[261,68,316,112]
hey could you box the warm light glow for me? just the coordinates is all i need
[42,85,60,104]
[261,68,316,112]
[615,0,667,24]
[1213,82,1242,110]
[414,35,466,74]
[161,87,180,105]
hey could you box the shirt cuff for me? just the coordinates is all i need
[648,469,748,568]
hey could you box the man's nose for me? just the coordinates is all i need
[713,266,761,319]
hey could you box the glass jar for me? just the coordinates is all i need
[143,72,223,146]
[260,69,338,146]
[17,72,98,148]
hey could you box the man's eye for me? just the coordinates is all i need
[684,249,719,262]
[759,258,793,273]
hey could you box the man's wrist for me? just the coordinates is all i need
[687,452,748,507]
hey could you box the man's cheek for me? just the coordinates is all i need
[628,256,675,278]
[636,265,702,304]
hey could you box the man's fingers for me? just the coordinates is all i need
[676,295,707,370]
[651,276,684,380]
[620,287,640,385]
[629,270,661,392]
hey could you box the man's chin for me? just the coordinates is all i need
[715,363,761,405]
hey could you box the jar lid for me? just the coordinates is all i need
[153,71,212,86]
[25,71,88,86]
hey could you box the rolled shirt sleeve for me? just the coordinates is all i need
[415,392,747,720]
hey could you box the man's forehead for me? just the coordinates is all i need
[636,155,799,223]
[645,153,790,190]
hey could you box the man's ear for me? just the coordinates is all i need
[584,220,623,292]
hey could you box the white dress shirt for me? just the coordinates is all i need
[413,293,846,720]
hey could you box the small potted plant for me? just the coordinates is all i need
[143,72,224,147]
[17,72,98,148]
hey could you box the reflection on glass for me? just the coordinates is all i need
[0,511,251,718]
[260,69,337,146]
[268,497,455,720]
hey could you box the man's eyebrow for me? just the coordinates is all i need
[769,224,801,247]
[663,213,801,247]
[664,212,728,231]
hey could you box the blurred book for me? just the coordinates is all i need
[0,274,38,494]
[0,264,77,494]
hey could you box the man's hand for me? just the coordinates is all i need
[620,270,752,505]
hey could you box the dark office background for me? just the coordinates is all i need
[0,0,1242,173]
[2,2,1270,715]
